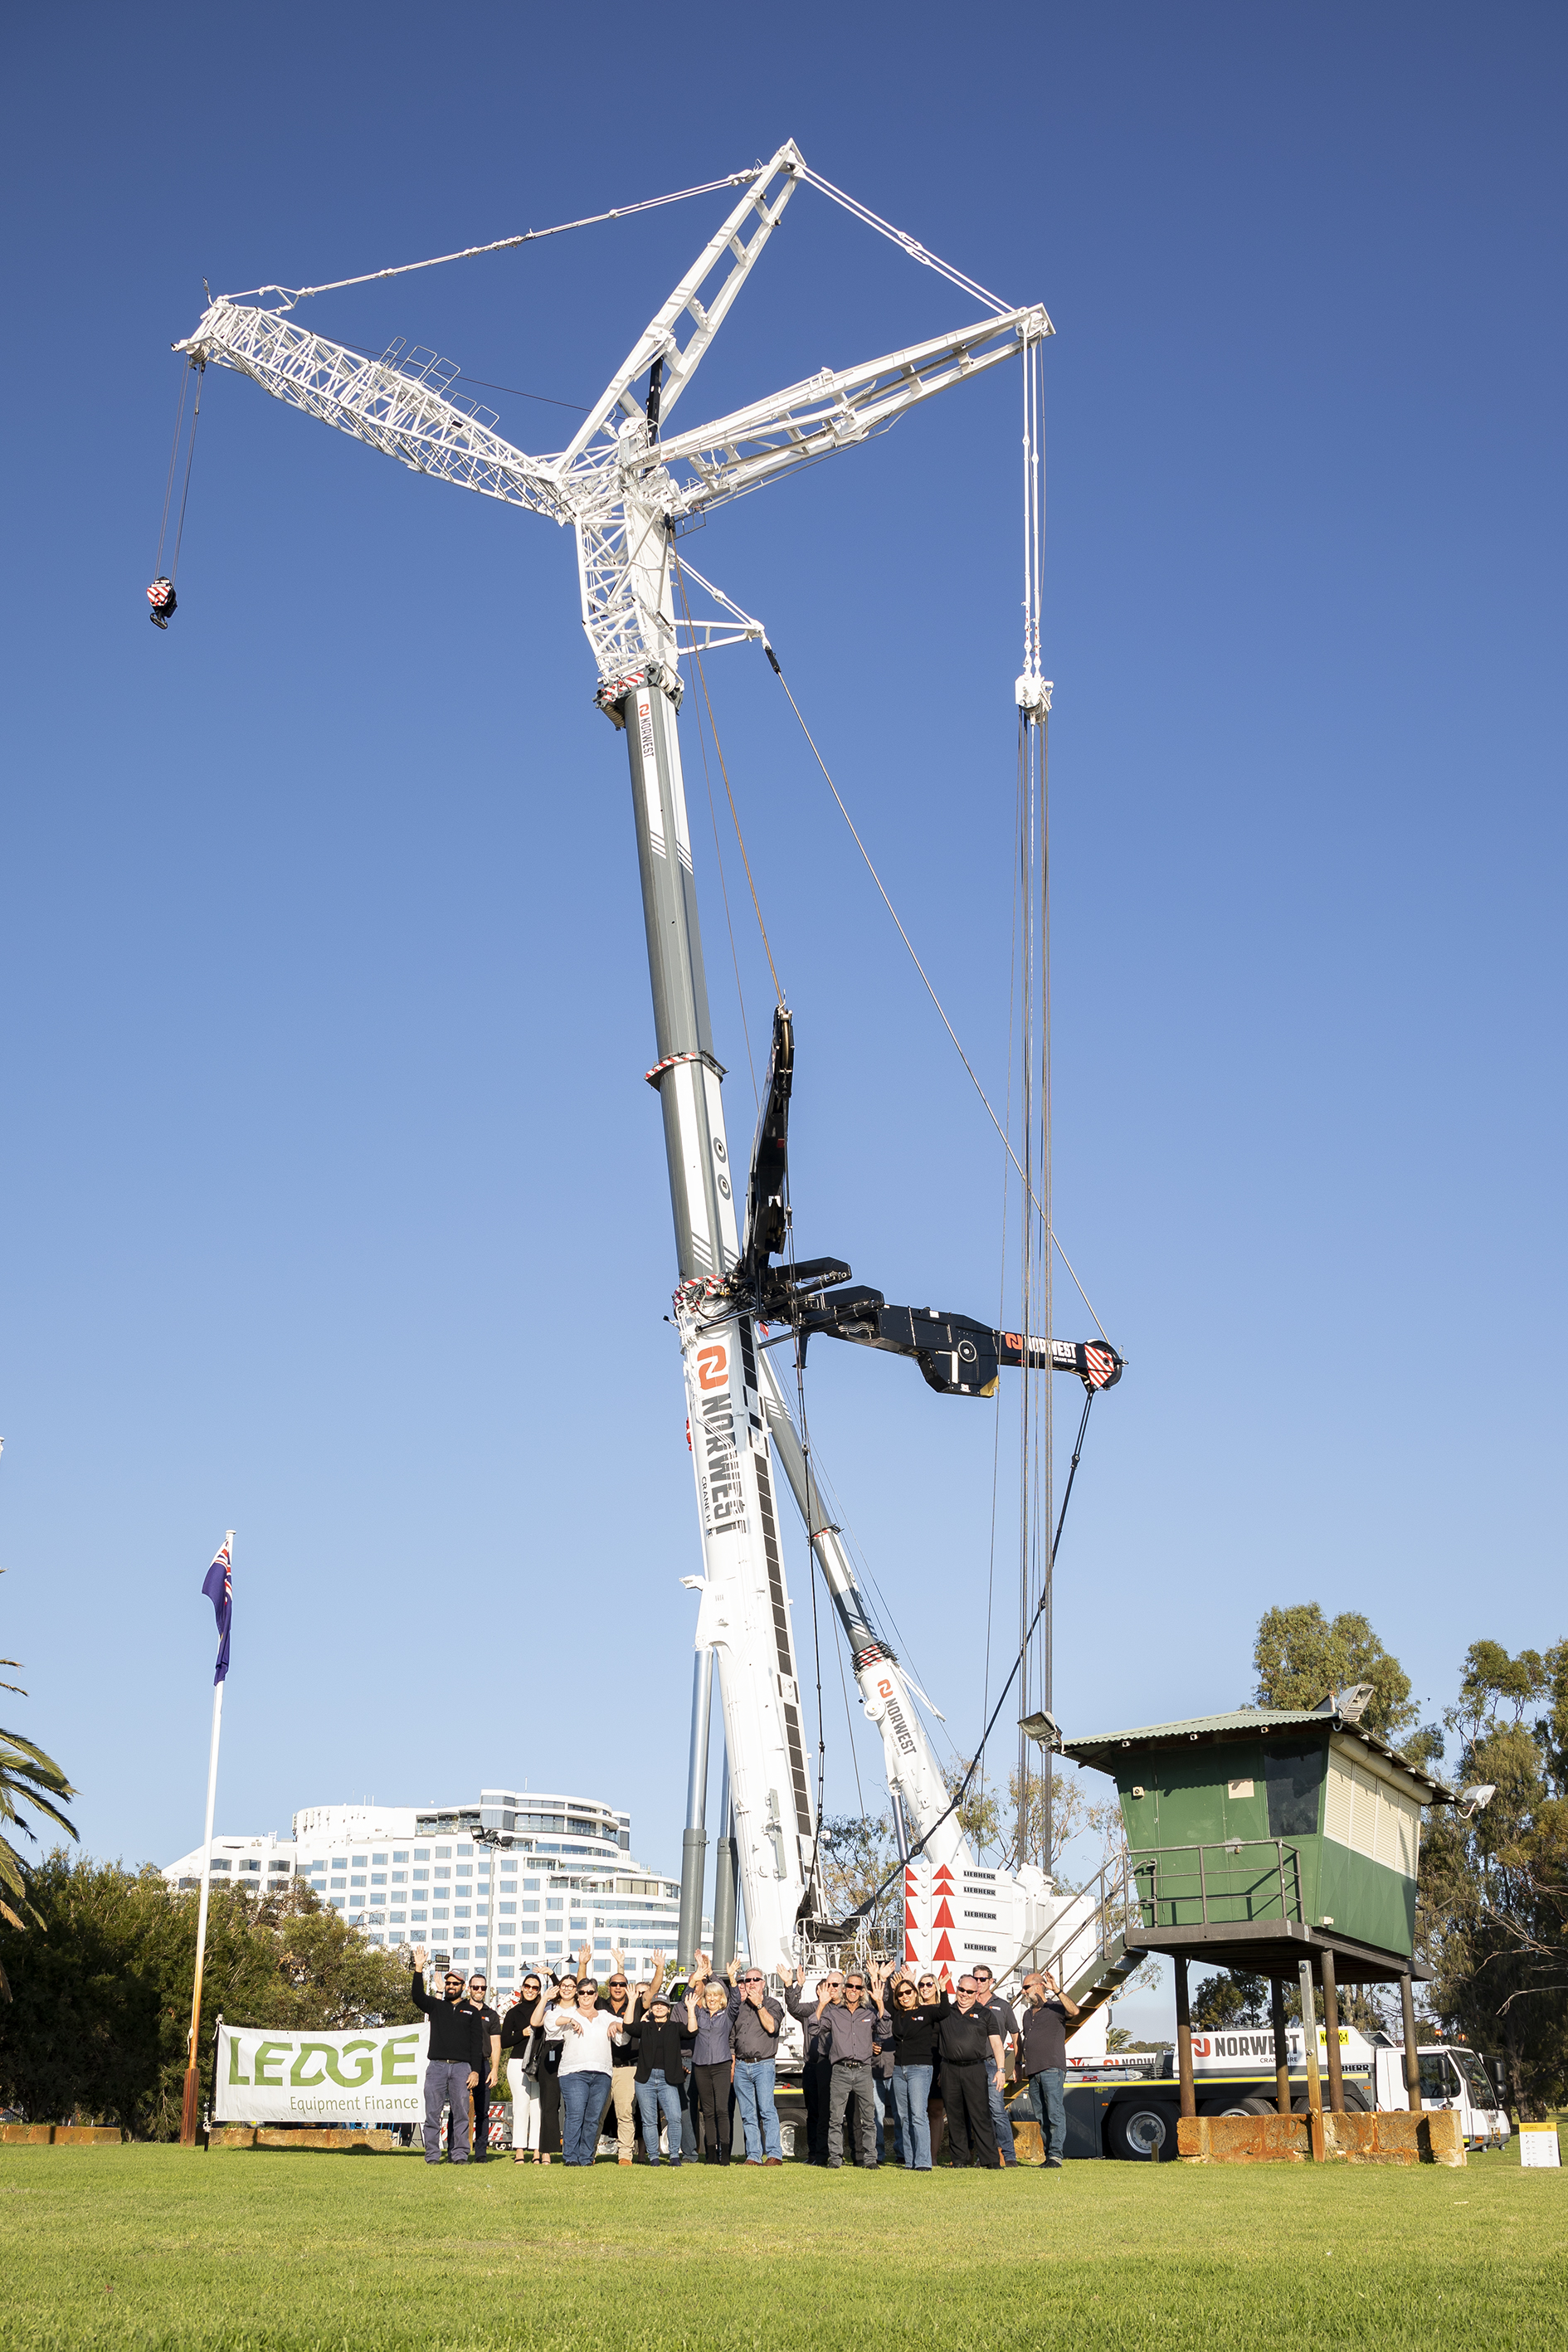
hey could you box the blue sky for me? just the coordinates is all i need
[3,5,1563,2022]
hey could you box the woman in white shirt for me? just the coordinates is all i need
[543,1972,626,2167]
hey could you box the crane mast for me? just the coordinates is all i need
[173,142,1116,1976]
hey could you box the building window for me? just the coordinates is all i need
[499,1903,516,1917]
[523,1878,540,1892]
[455,1865,472,1880]
[432,1907,449,1921]
[391,1871,406,1884]
[544,1941,562,1955]
[330,1898,345,1911]
[390,1911,407,1925]
[455,1906,471,1921]
[521,1941,539,1955]
[350,1877,367,1888]
[393,1850,409,1863]
[435,1867,450,1882]
[412,1869,428,1882]
[498,1944,514,1958]
[411,1910,427,1922]
[435,1847,452,1860]
[546,1898,562,1912]
[414,1848,429,1861]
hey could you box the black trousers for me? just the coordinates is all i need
[942,2061,1001,2168]
[693,2061,733,2159]
[538,2065,562,2155]
[802,2056,833,2160]
[472,2073,492,2156]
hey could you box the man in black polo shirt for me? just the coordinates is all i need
[462,1972,503,2161]
[1018,1968,1079,2168]
[411,1945,485,2164]
[934,1975,1006,2169]
[971,1965,1020,2165]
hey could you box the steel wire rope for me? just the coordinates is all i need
[154,364,192,580]
[845,1386,1095,1929]
[675,574,758,1106]
[763,647,1108,1343]
[674,551,786,1009]
[168,365,205,587]
[224,171,769,309]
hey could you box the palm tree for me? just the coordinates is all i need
[1,1598,78,1996]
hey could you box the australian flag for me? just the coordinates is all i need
[202,1534,233,1685]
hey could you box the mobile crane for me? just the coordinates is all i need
[170,139,1119,1977]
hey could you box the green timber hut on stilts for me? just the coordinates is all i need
[1025,1692,1456,2140]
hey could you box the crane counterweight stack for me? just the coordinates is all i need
[169,139,1118,1982]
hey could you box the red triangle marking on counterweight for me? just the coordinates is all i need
[933,1933,955,1963]
[904,1936,918,1962]
[904,1903,920,1931]
[933,1865,955,1882]
[933,1901,955,1929]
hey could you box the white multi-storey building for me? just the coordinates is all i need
[161,1788,710,1995]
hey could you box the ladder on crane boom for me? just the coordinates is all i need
[173,139,1118,1978]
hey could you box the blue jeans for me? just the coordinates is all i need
[636,2068,686,2164]
[1029,2067,1068,2162]
[986,2056,1017,2160]
[559,2070,610,2165]
[873,2072,898,2164]
[892,2062,933,2169]
[733,2058,783,2161]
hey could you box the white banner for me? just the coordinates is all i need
[215,2020,431,2125]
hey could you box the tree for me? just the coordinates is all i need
[0,1583,78,1996]
[1419,1639,1568,2118]
[1253,1603,1424,1747]
[1191,1970,1268,2031]
[0,1855,418,2135]
[816,1813,901,1950]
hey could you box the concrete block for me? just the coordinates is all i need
[0,2124,54,2145]
[1011,2120,1045,2165]
[1180,2109,1467,2166]
[50,2127,123,2146]
[207,2126,257,2150]
[252,2127,397,2153]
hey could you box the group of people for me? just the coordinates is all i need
[411,1942,1079,2172]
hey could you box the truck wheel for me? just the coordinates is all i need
[1340,2086,1371,2113]
[1106,2101,1179,2161]
[1206,2095,1276,2117]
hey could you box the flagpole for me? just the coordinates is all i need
[181,1529,233,2147]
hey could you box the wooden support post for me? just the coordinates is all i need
[1271,1975,1291,2116]
[1319,1950,1345,2115]
[1400,1970,1424,2114]
[1298,1959,1325,2162]
[1174,1954,1195,2120]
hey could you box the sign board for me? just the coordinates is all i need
[1519,2123,1561,2169]
[215,2020,430,2126]
[1191,2024,1374,2072]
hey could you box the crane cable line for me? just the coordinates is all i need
[762,645,1110,1345]
[845,1385,1096,1930]
[223,171,770,310]
[674,550,787,1010]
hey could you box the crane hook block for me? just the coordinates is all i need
[146,577,178,629]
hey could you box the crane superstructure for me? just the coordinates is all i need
[174,139,1118,1976]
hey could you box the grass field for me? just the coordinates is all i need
[1,2138,1563,2352]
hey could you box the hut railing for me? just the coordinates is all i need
[1129,1838,1304,1930]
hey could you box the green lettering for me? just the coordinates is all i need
[252,2041,291,2087]
[290,2043,334,2087]
[326,2039,376,2088]
[382,2033,420,2087]
[226,2035,250,2087]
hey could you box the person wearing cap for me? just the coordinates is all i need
[783,1965,844,2165]
[460,1971,503,2162]
[410,1946,486,2165]
[970,1965,1020,2165]
[724,1959,786,2165]
[597,1946,663,2165]
[933,1974,1006,2168]
[501,1974,545,2162]
[622,1985,694,2165]
[1017,1968,1079,2168]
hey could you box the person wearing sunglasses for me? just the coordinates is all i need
[805,1961,889,2170]
[1017,1969,1079,2169]
[409,1945,485,2165]
[932,1975,1006,2168]
[684,1955,738,2165]
[521,1971,580,2165]
[882,1971,942,2170]
[544,1973,626,2166]
[460,1975,503,2164]
[593,1947,660,2166]
[782,1966,845,2165]
[501,1976,545,2161]
[723,1960,786,2165]
[969,1965,1020,2166]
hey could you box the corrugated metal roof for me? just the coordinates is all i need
[1063,1707,1327,1746]
[1040,1705,1454,1799]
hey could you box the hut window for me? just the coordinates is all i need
[1263,1743,1322,1838]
